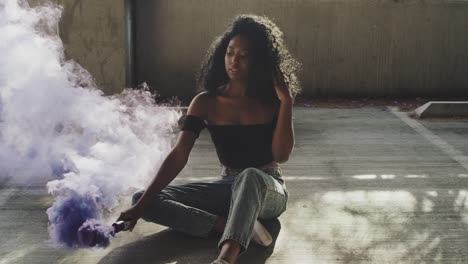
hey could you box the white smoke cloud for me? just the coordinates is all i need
[0,0,182,247]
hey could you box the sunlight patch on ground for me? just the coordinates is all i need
[352,174,377,180]
[0,246,38,264]
[277,190,468,263]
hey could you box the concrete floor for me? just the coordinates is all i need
[1,106,468,264]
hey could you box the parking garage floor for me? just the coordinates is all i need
[1,105,468,264]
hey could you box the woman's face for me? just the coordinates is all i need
[225,34,252,81]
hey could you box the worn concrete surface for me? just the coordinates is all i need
[135,0,468,98]
[27,0,468,97]
[27,0,128,95]
[1,106,468,263]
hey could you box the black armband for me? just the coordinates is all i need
[181,114,206,138]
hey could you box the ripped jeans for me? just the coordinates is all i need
[131,165,289,253]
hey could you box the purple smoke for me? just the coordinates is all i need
[47,192,119,248]
[77,219,115,248]
[46,193,100,248]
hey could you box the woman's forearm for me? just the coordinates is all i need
[135,148,188,208]
[272,100,295,163]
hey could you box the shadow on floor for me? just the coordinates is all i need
[98,219,282,264]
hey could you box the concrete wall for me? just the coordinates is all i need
[135,0,468,98]
[28,0,127,95]
[28,0,468,98]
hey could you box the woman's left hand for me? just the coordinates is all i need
[273,66,293,103]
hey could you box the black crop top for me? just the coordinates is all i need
[181,114,277,168]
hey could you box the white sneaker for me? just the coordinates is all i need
[251,220,273,247]
[210,258,229,264]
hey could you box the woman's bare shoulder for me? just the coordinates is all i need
[186,91,213,119]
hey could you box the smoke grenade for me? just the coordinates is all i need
[76,219,131,248]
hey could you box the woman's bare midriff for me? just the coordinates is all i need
[260,161,280,168]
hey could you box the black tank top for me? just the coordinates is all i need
[181,114,277,168]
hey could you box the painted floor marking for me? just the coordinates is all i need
[389,106,468,172]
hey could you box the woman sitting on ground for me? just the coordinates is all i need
[118,14,302,264]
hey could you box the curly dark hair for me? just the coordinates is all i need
[196,14,302,106]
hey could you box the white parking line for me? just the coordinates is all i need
[389,106,468,172]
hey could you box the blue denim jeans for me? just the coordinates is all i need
[132,165,289,253]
